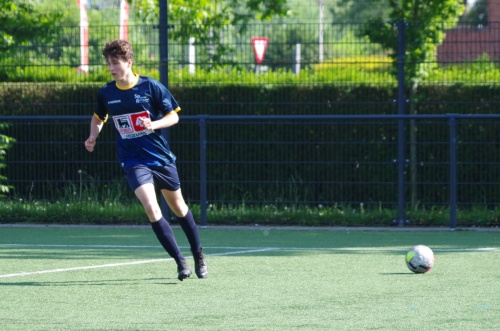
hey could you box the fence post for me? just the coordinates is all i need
[159,0,172,220]
[199,116,208,226]
[449,115,458,229]
[159,0,169,88]
[395,20,407,226]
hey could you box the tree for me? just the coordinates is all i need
[0,0,64,54]
[460,0,488,26]
[362,0,465,87]
[361,0,465,205]
[0,1,61,193]
[333,0,391,22]
[132,0,289,26]
[131,0,290,63]
[0,124,15,197]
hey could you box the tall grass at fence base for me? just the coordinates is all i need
[1,198,500,228]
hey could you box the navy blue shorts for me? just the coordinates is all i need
[124,163,181,192]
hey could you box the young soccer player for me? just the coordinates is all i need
[84,39,207,281]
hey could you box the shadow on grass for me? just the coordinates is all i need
[379,272,423,275]
[0,277,179,286]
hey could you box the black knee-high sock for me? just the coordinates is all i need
[177,210,202,254]
[150,217,184,263]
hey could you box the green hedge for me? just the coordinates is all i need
[1,83,500,207]
[2,83,500,116]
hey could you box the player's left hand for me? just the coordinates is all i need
[85,136,96,152]
[139,117,154,130]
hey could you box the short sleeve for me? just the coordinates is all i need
[150,79,181,116]
[95,86,109,121]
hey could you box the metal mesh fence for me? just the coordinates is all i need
[2,16,500,224]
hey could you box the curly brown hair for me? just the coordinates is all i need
[102,39,134,62]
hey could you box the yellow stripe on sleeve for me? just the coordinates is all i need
[94,113,108,122]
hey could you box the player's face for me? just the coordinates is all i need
[106,57,132,83]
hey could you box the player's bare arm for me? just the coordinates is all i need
[139,110,179,131]
[85,115,104,152]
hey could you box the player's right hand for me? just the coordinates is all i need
[85,136,96,152]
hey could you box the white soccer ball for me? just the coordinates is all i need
[405,245,435,274]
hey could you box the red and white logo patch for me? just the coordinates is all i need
[113,111,151,139]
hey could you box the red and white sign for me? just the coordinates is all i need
[119,0,130,40]
[251,37,269,64]
[76,0,89,73]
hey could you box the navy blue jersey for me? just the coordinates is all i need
[95,75,180,169]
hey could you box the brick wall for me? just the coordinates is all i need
[437,0,500,62]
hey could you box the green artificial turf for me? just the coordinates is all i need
[0,226,499,330]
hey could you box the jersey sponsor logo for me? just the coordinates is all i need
[134,94,149,104]
[112,111,153,139]
[108,99,121,104]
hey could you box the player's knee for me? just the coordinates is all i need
[142,204,162,222]
[170,203,188,218]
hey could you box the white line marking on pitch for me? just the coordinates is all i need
[0,244,279,250]
[1,244,499,252]
[0,244,162,249]
[0,248,277,279]
[1,244,499,279]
